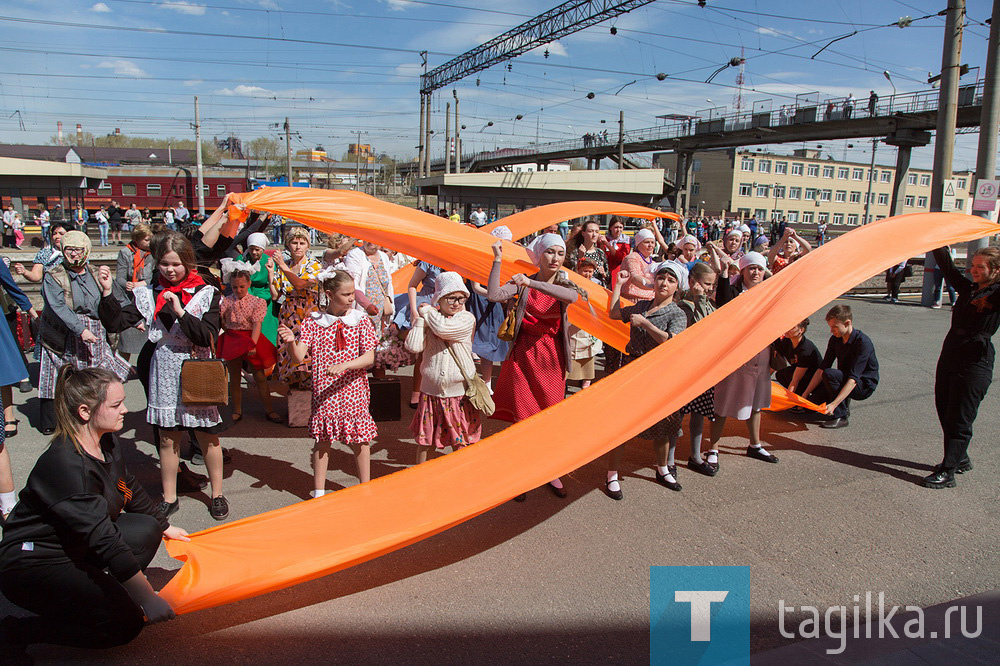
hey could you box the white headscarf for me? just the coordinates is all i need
[247,232,269,249]
[652,260,689,291]
[490,225,513,241]
[633,229,655,245]
[679,234,701,250]
[432,271,470,305]
[526,233,566,266]
[738,224,751,235]
[725,228,743,239]
[738,251,767,271]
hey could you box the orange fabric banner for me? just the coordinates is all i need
[480,201,678,238]
[766,382,827,413]
[228,189,631,350]
[159,204,998,616]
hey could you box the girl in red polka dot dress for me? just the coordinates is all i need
[277,270,377,498]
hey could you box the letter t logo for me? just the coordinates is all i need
[674,591,729,641]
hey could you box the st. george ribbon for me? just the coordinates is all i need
[158,192,997,614]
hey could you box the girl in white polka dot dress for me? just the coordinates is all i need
[278,269,377,498]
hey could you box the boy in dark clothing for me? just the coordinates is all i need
[802,305,879,429]
[772,318,823,396]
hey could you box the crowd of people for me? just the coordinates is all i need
[0,196,997,653]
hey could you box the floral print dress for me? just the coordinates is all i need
[273,257,322,389]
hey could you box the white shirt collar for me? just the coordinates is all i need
[310,310,364,327]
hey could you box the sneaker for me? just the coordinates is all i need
[747,445,779,463]
[190,452,205,467]
[210,495,230,521]
[931,303,942,309]
[158,499,179,518]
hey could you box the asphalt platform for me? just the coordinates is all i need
[0,295,997,665]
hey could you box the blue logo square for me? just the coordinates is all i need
[650,566,751,665]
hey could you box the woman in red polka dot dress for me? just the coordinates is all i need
[488,233,580,499]
[278,270,377,498]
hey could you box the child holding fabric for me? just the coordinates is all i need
[278,269,378,498]
[604,260,689,500]
[218,260,280,424]
[405,272,483,463]
[566,259,603,391]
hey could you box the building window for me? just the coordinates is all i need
[807,164,819,177]
[820,189,832,202]
[802,211,814,223]
[146,184,161,196]
[202,185,210,196]
[787,211,799,222]
[904,195,915,206]
[852,168,864,180]
[917,196,928,207]
[122,183,137,196]
[804,188,817,200]
[880,170,891,183]
[791,163,803,176]
[757,160,771,173]
[837,167,849,179]
[773,185,786,199]
[849,191,861,203]
[833,213,844,224]
[835,190,847,202]
[919,174,931,187]
[957,178,967,189]
[741,157,754,172]
[771,209,783,220]
[737,208,751,217]
[692,159,701,172]
[818,212,829,223]
[822,165,834,178]
[907,173,918,185]
[216,184,227,196]
[847,214,859,225]
[739,183,753,197]
[789,187,801,199]
[775,161,788,175]
[691,182,700,195]
[97,182,112,195]
[877,193,889,205]
[754,208,768,220]
[756,185,769,197]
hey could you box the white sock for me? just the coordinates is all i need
[309,489,326,499]
[706,450,719,464]
[749,443,762,450]
[0,491,16,514]
[656,465,669,477]
[606,471,620,492]
[549,478,563,489]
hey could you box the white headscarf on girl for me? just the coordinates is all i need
[526,233,565,266]
[651,260,689,291]
[219,258,257,284]
[679,234,702,251]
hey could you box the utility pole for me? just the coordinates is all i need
[967,0,1000,257]
[445,101,452,174]
[194,96,205,216]
[356,131,362,191]
[417,92,426,208]
[922,0,965,306]
[453,89,461,174]
[284,117,292,187]
[617,111,624,168]
[863,138,878,224]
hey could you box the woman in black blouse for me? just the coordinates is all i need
[0,366,189,651]
[923,246,1000,489]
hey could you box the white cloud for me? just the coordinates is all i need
[96,60,148,77]
[90,2,112,12]
[529,41,568,58]
[158,1,207,15]
[382,0,415,10]
[216,84,275,96]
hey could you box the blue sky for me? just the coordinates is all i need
[0,0,994,170]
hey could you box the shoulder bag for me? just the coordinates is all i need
[181,336,229,406]
[445,343,495,417]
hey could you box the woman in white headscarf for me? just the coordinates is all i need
[488,233,580,499]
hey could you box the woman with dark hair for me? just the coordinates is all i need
[922,246,1000,488]
[0,366,189,654]
[133,232,229,520]
[12,221,70,283]
[566,219,610,286]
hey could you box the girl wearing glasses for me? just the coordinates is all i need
[405,272,482,464]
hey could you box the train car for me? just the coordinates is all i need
[83,165,248,213]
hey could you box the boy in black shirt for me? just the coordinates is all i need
[802,305,879,429]
[773,318,823,397]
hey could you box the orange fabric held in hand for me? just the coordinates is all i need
[159,201,998,615]
[766,382,827,413]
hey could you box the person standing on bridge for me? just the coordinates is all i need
[868,90,878,117]
[844,94,855,119]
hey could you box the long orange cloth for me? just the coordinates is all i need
[160,208,998,615]
[392,203,677,293]
[230,189,632,350]
[766,382,827,413]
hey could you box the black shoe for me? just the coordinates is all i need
[605,479,623,501]
[548,481,567,498]
[158,499,179,518]
[955,458,973,474]
[747,445,779,463]
[688,456,717,477]
[210,495,230,520]
[513,493,527,502]
[921,468,956,489]
[656,466,682,491]
[18,379,31,394]
[819,416,849,429]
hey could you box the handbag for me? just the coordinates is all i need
[180,337,229,406]
[446,343,495,417]
[497,288,521,342]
